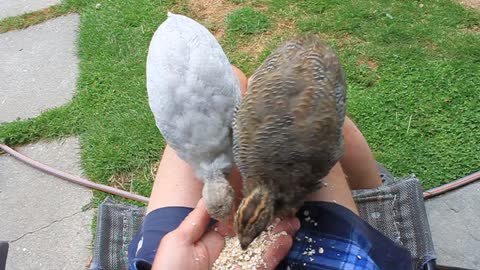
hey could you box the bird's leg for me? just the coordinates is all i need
[202,176,235,220]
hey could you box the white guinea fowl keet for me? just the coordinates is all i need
[146,13,241,219]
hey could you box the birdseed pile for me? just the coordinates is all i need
[213,222,287,270]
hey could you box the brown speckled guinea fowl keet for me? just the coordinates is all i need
[232,36,347,249]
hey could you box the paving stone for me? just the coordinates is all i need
[0,14,79,123]
[0,137,94,270]
[0,0,61,20]
[426,181,480,269]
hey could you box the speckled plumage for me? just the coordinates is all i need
[233,36,346,248]
[147,13,241,219]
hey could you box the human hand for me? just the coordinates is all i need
[152,199,300,270]
[152,198,224,270]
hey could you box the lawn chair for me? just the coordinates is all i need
[88,171,469,270]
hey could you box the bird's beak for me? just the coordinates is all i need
[240,238,253,250]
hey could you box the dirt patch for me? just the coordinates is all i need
[236,17,296,61]
[463,24,480,33]
[107,160,160,192]
[188,0,237,39]
[456,0,480,10]
[358,58,379,70]
[108,173,134,192]
[333,34,355,50]
[185,0,281,61]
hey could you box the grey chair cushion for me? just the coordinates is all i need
[353,175,436,270]
[89,198,145,270]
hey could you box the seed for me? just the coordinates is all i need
[212,224,287,269]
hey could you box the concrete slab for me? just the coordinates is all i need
[0,137,94,270]
[426,181,480,269]
[0,14,79,123]
[0,0,61,20]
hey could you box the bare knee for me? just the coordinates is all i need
[231,65,248,97]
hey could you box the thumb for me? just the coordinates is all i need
[176,199,213,243]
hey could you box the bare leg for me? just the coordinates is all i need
[232,65,248,96]
[340,117,382,190]
[146,66,248,214]
[146,146,202,213]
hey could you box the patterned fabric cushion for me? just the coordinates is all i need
[353,175,436,270]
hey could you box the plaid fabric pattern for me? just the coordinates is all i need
[283,231,379,270]
[278,202,412,270]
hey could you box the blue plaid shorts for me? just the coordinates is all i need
[278,202,411,269]
[128,201,411,270]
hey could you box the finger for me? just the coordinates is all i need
[199,230,226,266]
[255,217,299,270]
[213,219,235,237]
[272,216,301,236]
[258,233,293,270]
[176,198,212,243]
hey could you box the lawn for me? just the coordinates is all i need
[0,0,478,201]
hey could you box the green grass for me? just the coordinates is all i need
[226,7,270,35]
[0,0,479,197]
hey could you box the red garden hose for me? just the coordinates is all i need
[1,143,479,202]
[0,143,149,203]
[422,170,480,199]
